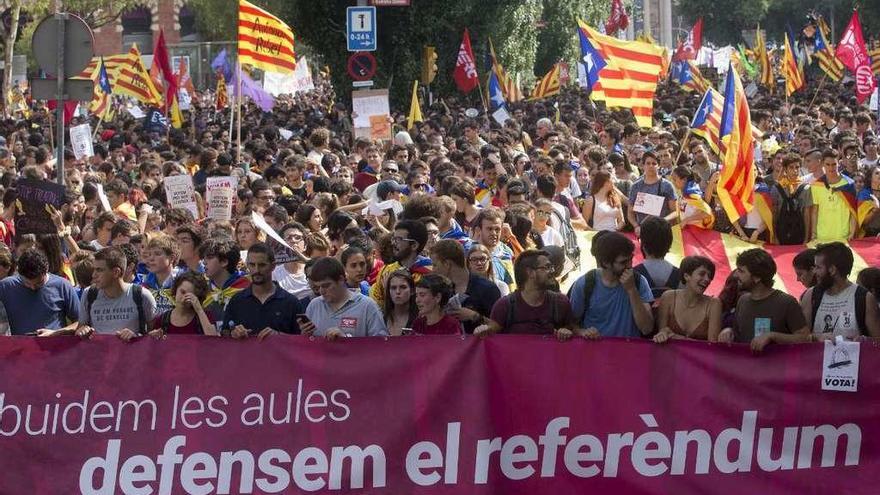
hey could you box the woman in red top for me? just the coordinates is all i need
[150,272,218,336]
[412,274,463,335]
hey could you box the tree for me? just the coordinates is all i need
[533,0,607,77]
[677,0,769,45]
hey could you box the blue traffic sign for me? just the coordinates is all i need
[347,6,377,52]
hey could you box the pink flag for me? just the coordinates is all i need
[835,11,876,103]
[453,28,479,93]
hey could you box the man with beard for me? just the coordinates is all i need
[800,242,880,339]
[731,249,809,352]
[476,250,595,341]
[369,219,432,309]
[569,232,654,338]
[223,243,303,339]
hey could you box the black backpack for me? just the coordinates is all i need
[810,285,869,336]
[568,269,599,324]
[549,204,582,272]
[634,264,681,300]
[774,183,806,245]
[86,285,148,335]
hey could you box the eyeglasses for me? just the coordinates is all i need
[284,233,305,243]
[468,256,489,264]
[536,210,552,217]
[413,183,428,190]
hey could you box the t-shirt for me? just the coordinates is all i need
[490,291,573,335]
[571,270,654,338]
[272,264,312,300]
[637,259,677,292]
[79,284,158,335]
[0,274,80,335]
[628,177,677,224]
[306,292,388,337]
[734,290,806,342]
[811,178,854,240]
[151,311,214,335]
[412,314,462,335]
[539,227,564,247]
[454,274,502,334]
[810,284,860,338]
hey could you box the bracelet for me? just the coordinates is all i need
[57,227,71,237]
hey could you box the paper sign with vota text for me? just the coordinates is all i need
[822,338,860,392]
[163,175,199,219]
[69,123,94,160]
[205,177,236,222]
[14,178,67,240]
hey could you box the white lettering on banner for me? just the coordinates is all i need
[456,48,478,79]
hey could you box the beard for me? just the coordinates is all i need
[816,272,834,291]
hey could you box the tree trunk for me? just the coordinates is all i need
[3,0,21,119]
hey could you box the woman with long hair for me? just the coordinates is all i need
[653,256,722,343]
[670,165,714,229]
[294,203,325,234]
[149,271,218,336]
[234,217,264,252]
[582,170,624,231]
[383,270,418,336]
[713,271,747,342]
[467,244,510,296]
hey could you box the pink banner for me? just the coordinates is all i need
[0,336,875,494]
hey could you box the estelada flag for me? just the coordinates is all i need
[238,0,296,74]
[112,43,163,108]
[717,63,756,223]
[454,28,479,93]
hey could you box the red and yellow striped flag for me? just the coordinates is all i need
[870,45,880,75]
[815,16,845,82]
[112,44,163,108]
[488,39,523,102]
[530,63,561,100]
[717,65,755,223]
[782,31,804,96]
[578,20,665,128]
[238,0,296,74]
[754,27,774,89]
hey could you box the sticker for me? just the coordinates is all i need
[754,318,771,337]
[822,337,860,392]
[340,317,357,330]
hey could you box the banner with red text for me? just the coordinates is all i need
[0,336,875,494]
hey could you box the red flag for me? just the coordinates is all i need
[604,0,629,35]
[47,100,79,125]
[674,18,702,61]
[835,11,876,103]
[453,28,479,93]
[152,29,178,111]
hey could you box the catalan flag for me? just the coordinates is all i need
[810,174,858,219]
[681,180,715,229]
[672,60,710,93]
[755,27,774,89]
[89,57,114,121]
[488,39,523,102]
[238,0,296,74]
[871,45,880,75]
[690,88,725,155]
[783,28,804,96]
[112,44,163,108]
[754,182,776,243]
[578,20,666,128]
[814,16,844,81]
[530,63,561,100]
[717,64,756,223]
[857,188,877,236]
[215,73,228,110]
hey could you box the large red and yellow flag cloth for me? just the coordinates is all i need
[111,44,163,108]
[782,30,804,96]
[577,19,665,128]
[529,63,561,100]
[717,64,755,223]
[564,227,880,298]
[238,0,296,74]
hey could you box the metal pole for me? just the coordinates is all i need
[55,12,67,185]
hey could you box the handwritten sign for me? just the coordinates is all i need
[14,179,67,239]
[69,123,94,160]
[205,176,237,222]
[352,89,390,140]
[251,212,306,265]
[163,175,198,219]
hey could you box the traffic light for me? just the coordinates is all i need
[422,46,438,85]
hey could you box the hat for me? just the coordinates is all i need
[376,180,403,201]
[394,131,413,146]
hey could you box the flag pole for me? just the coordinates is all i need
[236,61,243,164]
[806,72,828,114]
[675,127,692,165]
[476,75,489,115]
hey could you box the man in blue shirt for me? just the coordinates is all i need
[569,232,654,338]
[0,249,80,336]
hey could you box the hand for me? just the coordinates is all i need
[325,327,343,341]
[76,326,95,339]
[582,327,601,340]
[717,328,735,343]
[750,333,773,354]
[449,307,479,322]
[749,230,760,243]
[500,223,514,243]
[116,328,139,342]
[620,268,637,293]
[148,329,166,340]
[257,327,278,341]
[473,324,492,339]
[182,293,203,312]
[653,329,672,344]
[35,328,58,337]
[231,324,249,339]
[298,317,316,336]
[45,204,65,230]
[554,328,573,342]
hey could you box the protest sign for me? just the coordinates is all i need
[251,211,306,264]
[0,337,876,494]
[94,183,112,212]
[352,89,390,140]
[163,175,198,219]
[69,123,94,159]
[13,178,67,239]
[205,176,236,222]
[263,57,315,96]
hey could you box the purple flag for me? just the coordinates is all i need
[231,65,275,112]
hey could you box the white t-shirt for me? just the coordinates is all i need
[272,264,312,300]
[812,284,860,338]
[539,226,564,247]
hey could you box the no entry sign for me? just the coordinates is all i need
[347,52,377,81]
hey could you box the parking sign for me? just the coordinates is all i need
[347,6,377,52]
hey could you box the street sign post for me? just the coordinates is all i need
[347,52,377,82]
[30,13,94,185]
[347,6,377,52]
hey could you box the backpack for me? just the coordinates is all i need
[86,285,148,335]
[634,264,681,300]
[810,285,869,336]
[774,183,806,245]
[568,269,599,324]
[549,204,581,272]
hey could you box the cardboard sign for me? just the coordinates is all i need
[368,114,391,140]
[14,178,67,239]
[352,89,390,140]
[163,174,198,219]
[205,176,236,222]
[633,192,666,217]
[69,123,93,160]
[251,212,307,265]
[492,106,511,125]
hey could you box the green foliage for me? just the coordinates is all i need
[678,0,770,45]
[533,0,607,77]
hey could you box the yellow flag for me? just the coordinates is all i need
[407,80,422,130]
[112,44,163,108]
[238,0,296,74]
[169,93,184,129]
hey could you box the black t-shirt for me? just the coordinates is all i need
[461,274,502,334]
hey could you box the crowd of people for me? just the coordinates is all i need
[0,70,878,351]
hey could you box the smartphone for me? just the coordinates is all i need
[296,314,311,325]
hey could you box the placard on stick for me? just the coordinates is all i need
[14,178,67,240]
